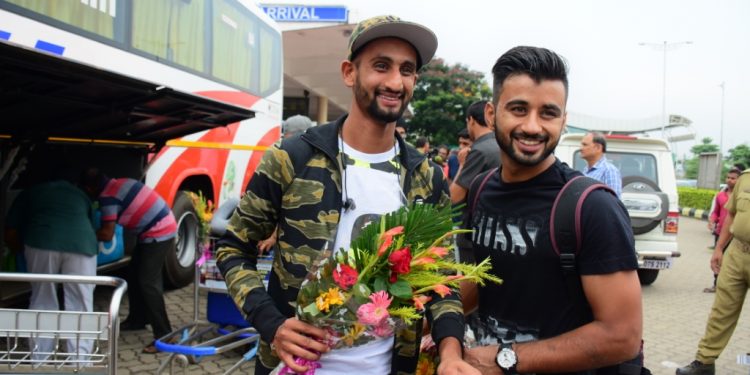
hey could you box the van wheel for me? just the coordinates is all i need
[637,269,659,285]
[164,191,199,289]
[622,176,664,235]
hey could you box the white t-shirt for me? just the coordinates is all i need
[317,139,403,375]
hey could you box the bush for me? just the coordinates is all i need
[677,187,717,211]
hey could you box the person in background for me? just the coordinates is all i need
[437,144,449,161]
[450,100,501,206]
[215,15,472,375]
[677,167,750,375]
[80,168,176,354]
[579,132,622,198]
[435,144,450,179]
[414,136,430,154]
[395,118,408,140]
[282,114,313,139]
[451,100,501,263]
[703,167,741,293]
[447,128,472,181]
[5,176,98,359]
[460,46,642,374]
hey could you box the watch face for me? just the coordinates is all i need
[496,348,517,368]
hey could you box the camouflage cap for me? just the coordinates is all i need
[347,15,437,69]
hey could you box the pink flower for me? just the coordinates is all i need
[378,226,404,256]
[388,247,412,282]
[356,290,393,326]
[433,284,451,298]
[372,321,393,337]
[412,295,432,310]
[332,263,358,289]
[278,357,322,375]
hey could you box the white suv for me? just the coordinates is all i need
[556,133,680,285]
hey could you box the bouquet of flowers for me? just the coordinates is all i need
[189,192,217,280]
[188,191,214,246]
[282,204,501,373]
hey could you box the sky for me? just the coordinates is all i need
[273,0,750,159]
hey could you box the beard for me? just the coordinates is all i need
[495,126,559,167]
[354,77,409,124]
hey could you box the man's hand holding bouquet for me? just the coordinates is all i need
[276,204,501,374]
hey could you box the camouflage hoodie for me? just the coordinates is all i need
[216,115,464,374]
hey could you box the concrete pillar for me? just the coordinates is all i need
[317,96,328,124]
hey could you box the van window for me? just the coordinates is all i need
[573,151,658,181]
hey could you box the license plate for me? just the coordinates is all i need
[642,258,673,269]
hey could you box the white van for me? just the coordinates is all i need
[556,133,680,285]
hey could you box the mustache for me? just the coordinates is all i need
[375,87,405,99]
[511,131,548,142]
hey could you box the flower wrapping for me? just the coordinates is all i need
[292,204,502,357]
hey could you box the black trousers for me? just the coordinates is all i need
[126,239,174,340]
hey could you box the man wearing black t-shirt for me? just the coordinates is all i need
[460,46,643,375]
[450,100,502,206]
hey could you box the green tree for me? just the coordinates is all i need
[684,137,720,179]
[409,58,491,146]
[690,137,719,155]
[727,143,750,170]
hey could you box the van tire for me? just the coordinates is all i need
[164,191,199,289]
[622,176,664,235]
[637,269,659,285]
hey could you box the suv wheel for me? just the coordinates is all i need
[637,269,659,285]
[622,176,668,235]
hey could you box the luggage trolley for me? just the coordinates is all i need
[0,273,127,374]
[155,198,265,375]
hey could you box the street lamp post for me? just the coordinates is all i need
[719,81,725,154]
[639,40,693,136]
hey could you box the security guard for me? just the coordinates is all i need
[677,167,750,375]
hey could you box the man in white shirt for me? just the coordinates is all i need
[217,15,474,375]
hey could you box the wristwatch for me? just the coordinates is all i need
[495,342,519,374]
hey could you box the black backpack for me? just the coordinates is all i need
[468,168,649,375]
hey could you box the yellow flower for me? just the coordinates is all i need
[315,287,344,313]
[342,323,366,346]
[324,287,345,306]
[315,295,330,312]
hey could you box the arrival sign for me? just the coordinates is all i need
[261,5,348,23]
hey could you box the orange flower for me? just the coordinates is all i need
[381,226,405,238]
[416,356,436,375]
[412,257,436,266]
[378,226,404,256]
[412,295,432,310]
[428,247,449,258]
[433,284,451,298]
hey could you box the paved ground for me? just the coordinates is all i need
[110,217,750,374]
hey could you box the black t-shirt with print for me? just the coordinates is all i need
[464,159,637,352]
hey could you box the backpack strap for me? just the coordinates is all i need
[469,167,499,216]
[550,176,614,274]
